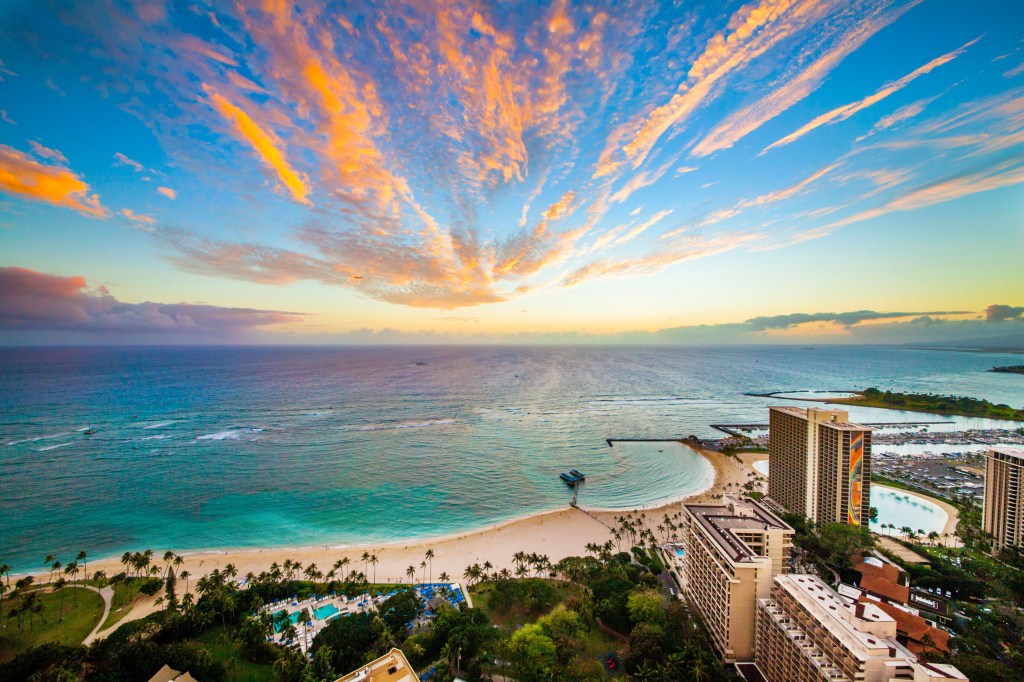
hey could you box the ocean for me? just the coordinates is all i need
[1,344,1021,571]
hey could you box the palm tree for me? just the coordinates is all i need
[54,577,68,620]
[64,561,79,605]
[23,592,43,631]
[304,563,318,581]
[406,565,416,583]
[180,570,191,595]
[361,551,370,577]
[173,555,184,573]
[0,561,10,587]
[340,556,351,581]
[439,571,450,583]
[425,549,435,584]
[77,550,88,580]
[370,555,379,585]
[45,554,56,583]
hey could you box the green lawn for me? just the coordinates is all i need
[98,579,149,632]
[0,587,104,663]
[198,627,276,682]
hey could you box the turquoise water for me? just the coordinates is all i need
[869,486,948,535]
[314,603,340,620]
[1,345,1019,570]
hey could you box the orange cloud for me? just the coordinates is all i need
[121,208,155,225]
[157,186,177,199]
[0,145,108,217]
[597,0,819,179]
[204,85,311,204]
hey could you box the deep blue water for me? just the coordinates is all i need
[1,345,1021,571]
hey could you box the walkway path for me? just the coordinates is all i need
[81,584,114,645]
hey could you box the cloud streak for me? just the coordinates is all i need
[764,37,977,152]
[204,86,311,205]
[692,0,920,158]
[0,145,108,218]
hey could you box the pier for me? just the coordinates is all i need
[710,421,948,437]
[605,438,684,447]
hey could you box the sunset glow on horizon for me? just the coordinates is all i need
[1,0,1022,344]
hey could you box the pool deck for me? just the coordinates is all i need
[258,582,469,655]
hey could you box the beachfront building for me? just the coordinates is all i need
[680,495,794,662]
[982,446,1024,552]
[746,574,968,682]
[768,406,873,526]
[334,648,419,682]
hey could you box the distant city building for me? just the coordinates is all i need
[680,495,794,662]
[747,574,967,682]
[983,446,1024,552]
[768,406,873,526]
[334,648,419,682]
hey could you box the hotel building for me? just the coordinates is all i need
[982,446,1024,552]
[768,406,872,526]
[334,648,420,682]
[749,574,967,682]
[680,495,794,662]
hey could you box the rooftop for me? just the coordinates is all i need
[989,446,1024,462]
[768,405,871,431]
[684,495,792,562]
[772,574,912,661]
[858,596,952,654]
[334,648,419,682]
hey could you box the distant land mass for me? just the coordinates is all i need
[829,387,1024,421]
[991,365,1024,375]
[903,332,1024,354]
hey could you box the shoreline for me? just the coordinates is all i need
[15,445,742,586]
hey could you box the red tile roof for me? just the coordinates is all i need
[859,574,910,604]
[858,597,951,654]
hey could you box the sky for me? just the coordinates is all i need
[0,0,1022,345]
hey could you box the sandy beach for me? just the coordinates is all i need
[45,446,750,616]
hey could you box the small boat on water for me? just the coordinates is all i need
[83,428,97,435]
[560,469,586,485]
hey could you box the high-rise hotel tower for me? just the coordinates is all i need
[983,447,1024,553]
[768,406,872,526]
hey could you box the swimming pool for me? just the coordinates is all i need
[313,603,340,620]
[674,549,684,558]
[870,486,948,535]
[747,462,947,535]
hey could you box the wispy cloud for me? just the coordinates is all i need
[28,141,68,164]
[595,0,838,178]
[157,186,177,200]
[692,1,920,158]
[0,145,108,218]
[810,160,1024,237]
[763,37,977,152]
[204,85,310,205]
[855,96,937,141]
[121,208,155,225]
[113,151,144,172]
